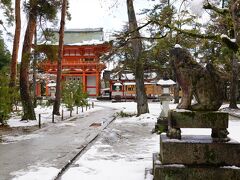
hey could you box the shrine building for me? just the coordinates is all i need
[38,28,110,97]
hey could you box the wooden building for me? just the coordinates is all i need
[38,28,110,97]
[105,71,175,99]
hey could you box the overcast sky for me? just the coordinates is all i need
[3,0,206,55]
[2,0,157,52]
[66,0,156,36]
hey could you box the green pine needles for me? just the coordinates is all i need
[62,80,88,111]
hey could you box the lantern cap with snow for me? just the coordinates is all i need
[113,82,122,91]
[157,78,176,95]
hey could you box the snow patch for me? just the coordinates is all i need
[11,166,59,180]
[2,134,43,144]
[174,44,182,48]
[221,34,236,43]
[101,129,123,145]
[8,119,38,127]
[62,159,153,180]
[221,166,240,170]
[56,123,76,127]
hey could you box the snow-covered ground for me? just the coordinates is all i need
[1,101,102,144]
[2,100,240,180]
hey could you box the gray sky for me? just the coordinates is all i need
[66,0,156,35]
[3,0,156,54]
[3,0,206,56]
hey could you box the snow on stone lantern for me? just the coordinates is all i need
[155,78,176,133]
[114,82,122,92]
[47,81,56,99]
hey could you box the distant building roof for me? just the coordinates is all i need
[110,72,157,81]
[63,28,103,33]
[48,28,105,45]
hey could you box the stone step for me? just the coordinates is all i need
[153,153,240,180]
[160,134,240,166]
[168,110,228,129]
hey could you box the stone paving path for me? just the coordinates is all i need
[0,106,117,180]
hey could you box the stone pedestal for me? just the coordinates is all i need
[152,110,240,180]
[160,134,240,166]
[153,153,240,180]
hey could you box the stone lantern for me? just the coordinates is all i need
[155,78,176,133]
[114,82,122,92]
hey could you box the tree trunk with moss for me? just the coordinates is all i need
[19,3,36,120]
[9,0,21,88]
[53,0,67,115]
[229,56,238,108]
[126,0,149,116]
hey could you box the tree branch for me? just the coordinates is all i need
[167,24,239,52]
[167,24,220,40]
[203,2,229,15]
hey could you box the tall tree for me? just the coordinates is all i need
[20,0,61,120]
[53,0,67,115]
[0,35,11,69]
[203,0,240,108]
[20,0,37,120]
[9,0,21,88]
[0,0,13,27]
[126,0,149,116]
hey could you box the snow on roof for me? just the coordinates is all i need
[124,73,135,80]
[67,39,105,46]
[123,82,155,85]
[110,73,135,80]
[144,72,157,79]
[111,72,157,80]
[123,82,135,85]
[174,44,182,48]
[157,79,176,86]
[52,28,103,33]
[113,82,122,86]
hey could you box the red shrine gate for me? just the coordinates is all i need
[39,43,110,97]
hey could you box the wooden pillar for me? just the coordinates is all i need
[96,71,100,96]
[82,71,87,93]
[36,82,41,97]
[46,83,49,96]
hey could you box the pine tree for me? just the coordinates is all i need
[20,0,61,120]
[0,68,11,125]
[53,0,68,115]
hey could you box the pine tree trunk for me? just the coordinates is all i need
[173,82,180,104]
[126,0,149,116]
[53,0,67,115]
[20,8,36,120]
[33,28,37,107]
[229,56,238,109]
[9,0,21,88]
